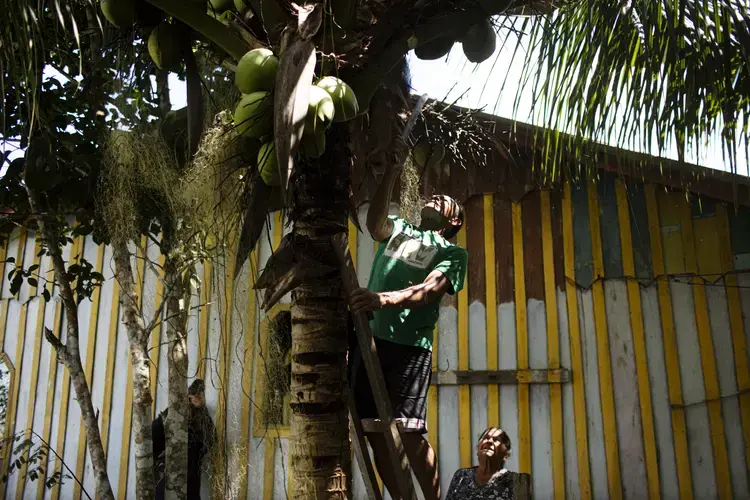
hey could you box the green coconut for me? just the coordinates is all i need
[209,0,234,13]
[315,77,359,123]
[301,129,326,159]
[305,86,335,136]
[414,37,455,60]
[101,0,136,28]
[412,138,446,169]
[257,142,281,187]
[148,22,182,70]
[234,91,273,138]
[235,48,279,94]
[461,19,496,63]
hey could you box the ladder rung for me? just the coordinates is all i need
[360,419,388,434]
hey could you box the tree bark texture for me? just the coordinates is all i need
[164,256,190,500]
[25,187,115,500]
[289,125,352,499]
[112,242,155,500]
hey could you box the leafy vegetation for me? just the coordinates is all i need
[0,0,748,498]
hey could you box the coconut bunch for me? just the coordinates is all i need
[101,0,253,25]
[232,48,360,188]
[100,0,187,70]
[413,16,496,64]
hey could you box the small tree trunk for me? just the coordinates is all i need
[25,186,115,500]
[164,255,190,500]
[289,126,351,499]
[112,242,155,500]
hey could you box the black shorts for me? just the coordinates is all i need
[348,335,432,434]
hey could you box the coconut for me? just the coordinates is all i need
[209,0,234,13]
[412,138,445,169]
[301,129,326,159]
[101,0,136,28]
[305,86,335,136]
[234,91,273,138]
[315,77,359,123]
[148,22,182,70]
[461,19,496,63]
[414,37,455,60]
[235,48,279,94]
[257,142,281,187]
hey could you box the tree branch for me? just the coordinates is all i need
[351,9,488,109]
[143,0,255,60]
[184,31,204,159]
[25,187,81,357]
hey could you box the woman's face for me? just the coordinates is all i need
[476,428,507,462]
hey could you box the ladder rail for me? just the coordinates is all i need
[333,233,418,500]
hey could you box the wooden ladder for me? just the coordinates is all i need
[332,234,418,500]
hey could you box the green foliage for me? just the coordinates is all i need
[0,0,165,230]
[1,430,82,497]
[3,228,104,303]
[514,1,750,176]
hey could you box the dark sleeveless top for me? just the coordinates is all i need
[445,468,515,500]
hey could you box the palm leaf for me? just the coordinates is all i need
[510,0,750,177]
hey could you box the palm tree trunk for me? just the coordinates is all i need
[112,242,155,500]
[25,186,115,500]
[289,125,352,499]
[163,254,190,500]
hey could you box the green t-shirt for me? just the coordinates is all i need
[367,216,468,350]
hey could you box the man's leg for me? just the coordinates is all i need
[403,433,440,500]
[368,432,440,500]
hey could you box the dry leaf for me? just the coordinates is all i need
[295,2,323,40]
[273,38,316,195]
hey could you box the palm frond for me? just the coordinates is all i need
[514,0,750,177]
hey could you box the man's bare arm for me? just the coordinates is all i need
[349,270,452,313]
[366,164,400,242]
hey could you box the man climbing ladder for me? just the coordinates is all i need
[348,153,468,500]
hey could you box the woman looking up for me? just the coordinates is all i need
[445,427,514,500]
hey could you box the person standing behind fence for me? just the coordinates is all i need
[445,427,514,500]
[152,379,216,499]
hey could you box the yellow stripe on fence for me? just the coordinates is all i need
[615,181,660,500]
[562,182,592,500]
[117,237,148,500]
[645,185,693,500]
[483,194,500,428]
[586,180,622,500]
[715,204,750,480]
[3,227,31,500]
[15,238,43,500]
[150,253,166,414]
[680,200,732,500]
[238,251,259,500]
[36,299,62,500]
[51,236,84,500]
[72,243,105,500]
[457,227,471,469]
[541,191,565,500]
[511,203,530,474]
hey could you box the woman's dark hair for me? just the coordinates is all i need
[189,379,205,396]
